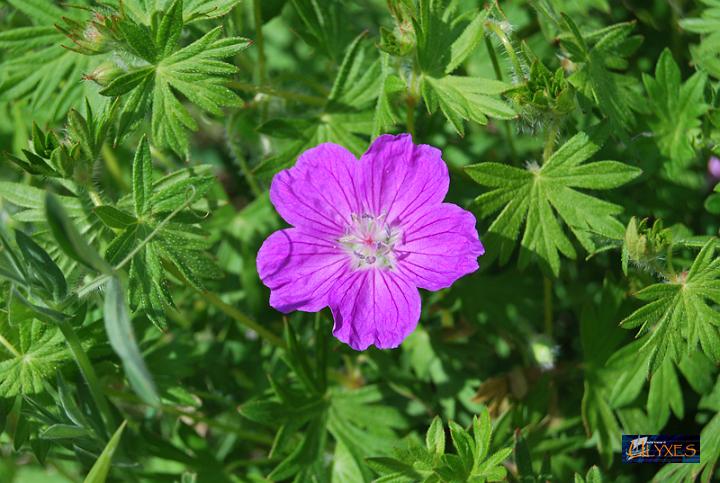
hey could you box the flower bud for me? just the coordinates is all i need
[83,62,124,87]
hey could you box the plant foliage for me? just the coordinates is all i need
[0,0,720,481]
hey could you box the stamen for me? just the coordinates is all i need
[339,212,401,270]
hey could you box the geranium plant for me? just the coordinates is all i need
[0,0,719,481]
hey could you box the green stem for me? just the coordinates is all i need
[228,133,263,197]
[485,35,503,81]
[666,245,676,278]
[543,119,561,163]
[225,458,277,472]
[106,388,273,445]
[115,186,198,271]
[160,262,285,349]
[484,35,517,158]
[543,277,553,337]
[0,332,21,358]
[77,186,200,300]
[406,67,418,138]
[76,274,112,298]
[315,313,328,392]
[541,115,558,336]
[253,0,267,86]
[406,95,417,138]
[149,146,174,170]
[56,318,117,431]
[88,189,103,208]
[102,143,128,191]
[485,21,525,81]
[228,81,326,107]
[199,290,285,349]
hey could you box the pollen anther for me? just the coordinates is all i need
[339,212,401,270]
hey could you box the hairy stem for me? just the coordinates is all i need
[114,186,197,271]
[484,35,517,158]
[196,290,285,349]
[163,262,285,348]
[253,0,266,86]
[228,81,326,107]
[406,63,418,137]
[102,143,128,191]
[543,276,553,337]
[485,21,525,82]
[406,94,417,138]
[106,388,273,444]
[543,119,561,163]
[542,121,559,336]
[666,245,676,278]
[228,132,263,197]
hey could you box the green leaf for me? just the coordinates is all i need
[95,206,138,230]
[446,10,488,74]
[155,0,184,58]
[7,0,64,25]
[369,407,509,482]
[421,75,516,135]
[115,0,241,25]
[606,340,650,407]
[104,277,160,406]
[328,32,369,104]
[647,358,684,428]
[513,431,534,478]
[365,456,420,480]
[559,17,641,133]
[679,351,716,394]
[448,421,474,472]
[39,424,91,440]
[0,316,73,398]
[45,194,111,273]
[621,240,720,372]
[466,131,641,275]
[132,136,153,217]
[0,229,28,284]
[93,2,251,158]
[150,28,250,157]
[472,408,492,464]
[0,1,92,124]
[680,3,720,79]
[290,0,344,59]
[705,192,720,215]
[654,412,720,483]
[99,67,155,97]
[426,416,445,456]
[642,49,707,173]
[373,53,404,137]
[101,157,219,329]
[83,421,127,483]
[113,14,155,59]
[575,466,603,483]
[14,230,67,301]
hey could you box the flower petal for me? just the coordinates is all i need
[257,228,349,312]
[269,143,361,235]
[329,269,420,350]
[358,134,449,223]
[396,203,484,290]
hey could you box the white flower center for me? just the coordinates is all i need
[339,213,401,270]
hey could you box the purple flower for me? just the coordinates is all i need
[709,156,720,180]
[256,134,484,350]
